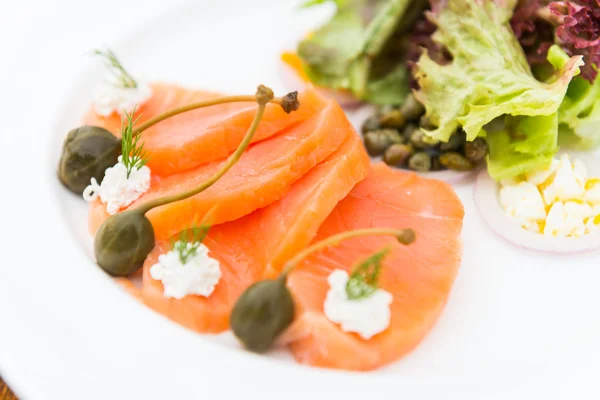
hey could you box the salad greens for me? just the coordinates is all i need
[295,0,600,180]
[298,0,423,104]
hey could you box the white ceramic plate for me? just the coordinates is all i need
[1,1,600,399]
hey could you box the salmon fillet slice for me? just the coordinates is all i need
[140,134,369,333]
[284,163,465,371]
[89,99,354,240]
[83,83,327,175]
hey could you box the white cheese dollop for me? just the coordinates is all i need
[93,82,152,117]
[83,156,151,215]
[149,242,221,300]
[323,269,392,340]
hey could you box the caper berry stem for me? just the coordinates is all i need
[136,85,298,215]
[282,228,415,275]
[131,92,299,136]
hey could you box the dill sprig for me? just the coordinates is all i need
[171,220,212,264]
[93,48,138,89]
[345,247,390,300]
[120,107,149,178]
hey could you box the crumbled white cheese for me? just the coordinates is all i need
[500,153,599,238]
[323,269,392,340]
[149,242,221,300]
[83,156,151,215]
[93,82,152,117]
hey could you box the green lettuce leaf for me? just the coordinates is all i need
[297,0,415,105]
[414,0,584,142]
[487,114,558,181]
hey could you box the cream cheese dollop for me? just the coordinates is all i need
[149,242,221,300]
[83,156,151,215]
[323,269,392,340]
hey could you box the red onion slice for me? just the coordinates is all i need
[474,163,600,254]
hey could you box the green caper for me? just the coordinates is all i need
[402,123,418,141]
[419,115,437,130]
[363,129,404,156]
[94,210,156,277]
[379,109,405,129]
[57,126,121,195]
[464,137,489,162]
[361,114,381,135]
[383,144,414,167]
[408,152,432,172]
[231,275,294,353]
[430,155,445,171]
[439,152,476,171]
[399,94,425,121]
[439,130,466,152]
[410,129,438,149]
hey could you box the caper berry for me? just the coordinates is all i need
[439,130,466,152]
[361,114,381,135]
[379,109,405,129]
[57,126,121,195]
[439,152,476,171]
[464,137,489,162]
[408,152,432,172]
[399,94,425,121]
[94,210,156,277]
[383,144,414,167]
[231,275,294,353]
[363,129,404,156]
[410,129,438,149]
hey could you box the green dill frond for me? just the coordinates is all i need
[171,218,212,264]
[120,107,149,178]
[92,48,138,89]
[345,247,390,300]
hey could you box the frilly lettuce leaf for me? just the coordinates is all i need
[414,0,584,142]
[487,113,558,181]
[297,0,414,105]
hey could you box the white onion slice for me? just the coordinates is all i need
[474,164,600,254]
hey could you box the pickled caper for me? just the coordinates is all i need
[408,152,432,172]
[361,114,381,135]
[419,115,437,130]
[439,130,466,152]
[399,94,425,121]
[231,275,295,352]
[57,126,121,195]
[402,123,418,141]
[439,152,476,171]
[363,129,404,156]
[379,109,405,129]
[464,137,489,162]
[410,129,438,149]
[383,144,414,167]
[430,155,445,171]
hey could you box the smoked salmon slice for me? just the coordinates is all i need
[283,163,464,371]
[140,134,369,333]
[89,99,354,240]
[84,83,327,175]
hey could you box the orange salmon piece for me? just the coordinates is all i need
[83,83,327,175]
[89,100,354,240]
[140,134,369,333]
[284,163,465,371]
